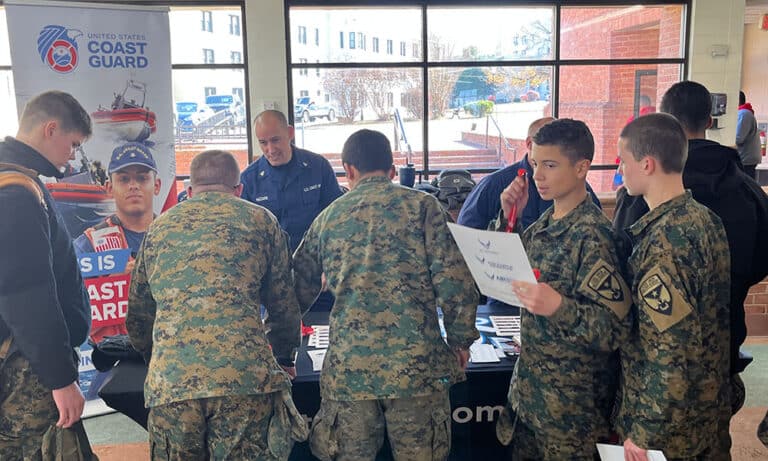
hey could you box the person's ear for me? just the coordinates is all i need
[233,183,243,198]
[389,165,396,180]
[42,120,57,139]
[705,116,713,130]
[576,159,591,178]
[186,185,193,199]
[154,177,161,195]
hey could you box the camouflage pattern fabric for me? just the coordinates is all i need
[617,191,731,458]
[490,197,632,459]
[0,353,58,459]
[308,391,451,461]
[126,191,301,408]
[293,176,479,402]
[0,353,97,461]
[149,392,299,461]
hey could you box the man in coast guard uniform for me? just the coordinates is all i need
[241,110,342,311]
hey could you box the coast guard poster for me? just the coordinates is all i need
[6,0,173,416]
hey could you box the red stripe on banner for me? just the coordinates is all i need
[162,179,178,212]
[85,273,131,329]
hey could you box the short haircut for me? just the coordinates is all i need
[659,81,711,133]
[619,112,687,174]
[532,118,594,163]
[341,129,393,174]
[19,90,91,136]
[639,94,652,107]
[254,109,289,127]
[190,150,240,187]
[527,116,555,138]
[739,91,746,106]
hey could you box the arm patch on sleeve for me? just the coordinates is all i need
[638,267,692,332]
[578,258,631,319]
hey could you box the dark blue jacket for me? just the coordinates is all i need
[241,146,342,252]
[457,154,602,230]
[0,137,90,390]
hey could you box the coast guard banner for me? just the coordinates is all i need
[6,1,173,417]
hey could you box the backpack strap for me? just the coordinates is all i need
[0,162,46,210]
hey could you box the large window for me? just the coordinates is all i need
[170,4,250,190]
[287,2,688,192]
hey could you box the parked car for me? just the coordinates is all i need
[294,97,336,122]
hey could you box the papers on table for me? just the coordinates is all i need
[447,223,537,307]
[596,443,668,461]
[308,325,329,348]
[489,316,521,343]
[469,342,501,363]
[306,349,326,372]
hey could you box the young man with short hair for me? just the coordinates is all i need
[0,90,95,457]
[615,113,730,460]
[293,129,478,461]
[494,119,632,460]
[127,149,304,460]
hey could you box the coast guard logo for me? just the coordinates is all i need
[38,25,82,74]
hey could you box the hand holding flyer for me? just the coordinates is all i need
[447,223,537,307]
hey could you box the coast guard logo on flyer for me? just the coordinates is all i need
[38,25,82,73]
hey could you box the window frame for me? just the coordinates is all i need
[285,0,691,179]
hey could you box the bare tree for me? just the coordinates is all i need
[427,35,459,119]
[322,69,366,123]
[359,69,401,121]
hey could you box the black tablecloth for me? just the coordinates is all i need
[98,304,518,460]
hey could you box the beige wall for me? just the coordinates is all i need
[742,22,768,124]
[245,0,288,119]
[689,0,746,146]
[245,0,748,143]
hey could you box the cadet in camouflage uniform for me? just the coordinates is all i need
[126,150,306,460]
[615,113,730,460]
[492,119,632,460]
[293,129,479,461]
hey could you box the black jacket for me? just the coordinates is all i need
[0,137,90,389]
[614,139,768,374]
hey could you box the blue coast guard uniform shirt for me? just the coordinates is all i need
[241,145,342,253]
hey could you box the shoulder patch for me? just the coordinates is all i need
[579,258,631,319]
[638,267,692,332]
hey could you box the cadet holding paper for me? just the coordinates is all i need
[492,119,632,460]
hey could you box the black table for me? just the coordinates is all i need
[290,304,517,460]
[99,304,518,460]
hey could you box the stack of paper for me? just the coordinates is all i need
[469,342,501,363]
[306,349,327,372]
[490,315,521,343]
[308,325,329,349]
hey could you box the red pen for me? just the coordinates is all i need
[505,169,527,233]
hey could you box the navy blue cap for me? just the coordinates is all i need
[108,142,158,174]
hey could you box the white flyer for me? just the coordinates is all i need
[447,223,537,306]
[596,443,668,461]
